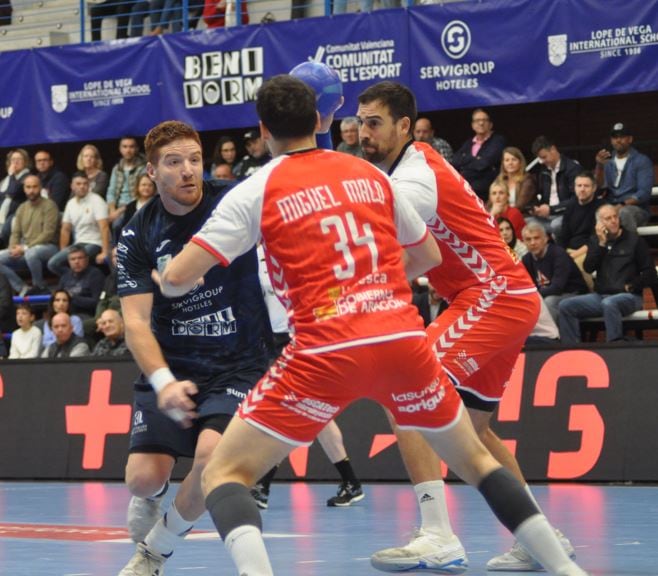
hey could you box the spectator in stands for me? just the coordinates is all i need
[9,303,41,359]
[412,285,447,327]
[522,221,588,323]
[451,108,506,201]
[413,117,453,162]
[89,0,135,41]
[525,298,560,346]
[233,130,271,180]
[0,271,15,337]
[0,149,30,248]
[202,0,248,27]
[530,135,581,242]
[83,247,121,340]
[41,312,90,358]
[76,144,109,199]
[48,172,111,276]
[337,117,365,158]
[39,289,85,348]
[212,162,235,180]
[113,173,157,241]
[209,136,238,176]
[487,180,525,239]
[334,0,395,13]
[558,204,657,343]
[498,216,528,259]
[0,174,59,296]
[495,146,537,213]
[594,122,655,232]
[560,171,606,290]
[106,136,146,224]
[34,150,70,212]
[57,245,106,318]
[92,309,130,357]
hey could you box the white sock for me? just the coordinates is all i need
[414,480,454,539]
[225,524,274,576]
[514,515,577,574]
[144,502,194,556]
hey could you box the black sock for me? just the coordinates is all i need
[334,458,359,486]
[478,468,540,533]
[257,465,279,493]
[205,482,262,541]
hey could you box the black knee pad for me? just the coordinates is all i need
[205,482,262,541]
[478,467,540,533]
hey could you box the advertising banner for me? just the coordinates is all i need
[0,50,36,146]
[157,12,409,131]
[409,0,658,111]
[30,39,165,145]
[1,347,658,482]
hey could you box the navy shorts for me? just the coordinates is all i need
[129,368,263,459]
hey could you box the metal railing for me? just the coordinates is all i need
[0,0,472,52]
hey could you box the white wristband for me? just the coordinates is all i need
[149,367,175,393]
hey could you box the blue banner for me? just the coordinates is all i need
[0,49,37,146]
[29,39,165,144]
[1,0,657,146]
[409,0,658,111]
[158,12,409,130]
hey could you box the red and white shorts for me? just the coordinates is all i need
[237,334,463,445]
[426,282,540,406]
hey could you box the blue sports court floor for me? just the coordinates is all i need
[0,481,656,575]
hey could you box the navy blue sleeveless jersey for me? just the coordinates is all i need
[116,180,271,383]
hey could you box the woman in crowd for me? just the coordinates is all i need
[112,173,156,243]
[0,148,31,247]
[498,216,528,259]
[37,289,85,349]
[76,144,109,199]
[112,174,156,246]
[488,180,526,239]
[209,135,238,176]
[495,146,537,214]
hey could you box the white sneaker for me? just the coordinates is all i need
[370,529,468,574]
[487,529,575,572]
[118,543,168,576]
[127,496,164,543]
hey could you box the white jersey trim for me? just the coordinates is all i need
[455,384,504,403]
[397,401,464,433]
[242,417,313,447]
[298,330,427,355]
[506,287,537,295]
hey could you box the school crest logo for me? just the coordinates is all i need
[548,34,568,67]
[51,84,68,113]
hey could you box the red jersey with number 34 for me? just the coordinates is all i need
[192,148,429,352]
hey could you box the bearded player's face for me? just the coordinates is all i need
[357,100,405,168]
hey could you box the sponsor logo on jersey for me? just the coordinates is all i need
[171,307,236,337]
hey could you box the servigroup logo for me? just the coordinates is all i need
[441,20,471,60]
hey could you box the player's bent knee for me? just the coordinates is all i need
[125,459,171,497]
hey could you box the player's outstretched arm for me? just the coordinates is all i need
[121,292,198,427]
[404,234,442,281]
[158,242,219,298]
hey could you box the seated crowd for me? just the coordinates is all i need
[0,115,655,356]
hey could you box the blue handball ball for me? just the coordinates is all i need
[290,61,343,118]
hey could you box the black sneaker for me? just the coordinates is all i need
[251,483,269,510]
[326,482,364,507]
